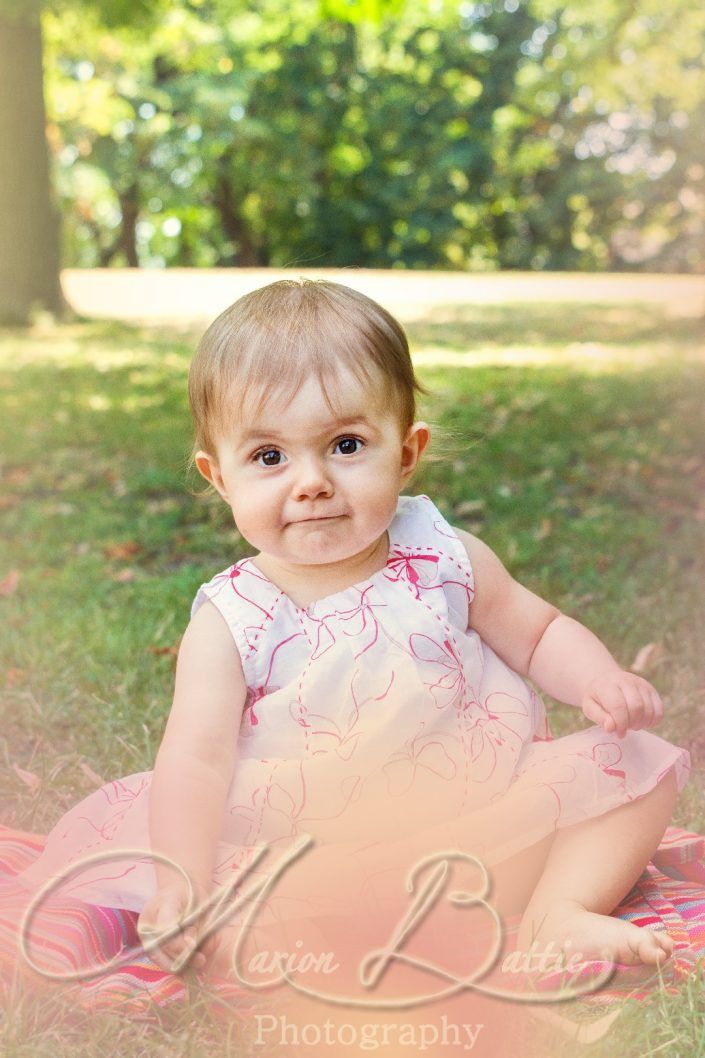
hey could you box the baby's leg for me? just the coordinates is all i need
[517,767,678,965]
[485,832,556,918]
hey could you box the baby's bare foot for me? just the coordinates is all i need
[518,899,674,967]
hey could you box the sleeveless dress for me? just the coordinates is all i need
[14,494,691,929]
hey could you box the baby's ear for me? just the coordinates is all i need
[195,451,228,500]
[400,421,431,479]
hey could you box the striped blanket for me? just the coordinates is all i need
[1,823,704,1020]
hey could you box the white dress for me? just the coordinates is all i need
[15,494,690,930]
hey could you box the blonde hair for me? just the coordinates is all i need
[187,279,430,468]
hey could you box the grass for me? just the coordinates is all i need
[1,290,704,1056]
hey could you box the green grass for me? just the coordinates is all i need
[1,294,704,1055]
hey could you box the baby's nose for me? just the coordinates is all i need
[292,457,334,499]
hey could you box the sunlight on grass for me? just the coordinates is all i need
[411,341,701,370]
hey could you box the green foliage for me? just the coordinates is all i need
[0,0,167,25]
[37,0,705,271]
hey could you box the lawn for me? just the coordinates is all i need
[1,285,704,1056]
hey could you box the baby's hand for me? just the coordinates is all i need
[137,884,212,974]
[581,670,664,739]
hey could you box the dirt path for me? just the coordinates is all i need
[61,268,705,326]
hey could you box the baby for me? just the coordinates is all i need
[17,279,690,986]
[138,279,685,973]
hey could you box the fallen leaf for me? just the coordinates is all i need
[106,470,127,497]
[5,668,26,688]
[0,570,20,596]
[13,764,41,794]
[104,541,141,561]
[630,642,664,674]
[534,518,552,541]
[79,760,106,787]
[148,644,179,657]
[113,568,137,583]
[453,498,486,519]
[47,759,69,782]
[6,467,31,486]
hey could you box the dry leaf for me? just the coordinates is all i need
[5,667,26,688]
[104,541,141,561]
[13,764,41,794]
[0,570,20,596]
[113,568,137,583]
[47,759,69,782]
[534,518,553,541]
[79,760,106,787]
[148,644,179,657]
[106,470,127,497]
[630,642,664,674]
[453,498,486,519]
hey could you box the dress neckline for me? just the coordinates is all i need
[240,528,394,615]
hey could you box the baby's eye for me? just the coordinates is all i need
[254,448,285,467]
[334,437,364,456]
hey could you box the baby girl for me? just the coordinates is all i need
[18,279,690,986]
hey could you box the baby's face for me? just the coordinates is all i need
[197,370,427,571]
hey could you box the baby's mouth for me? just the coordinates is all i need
[297,515,342,523]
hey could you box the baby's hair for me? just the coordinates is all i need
[187,278,432,479]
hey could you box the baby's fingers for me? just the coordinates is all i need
[138,897,204,974]
[139,922,204,974]
[621,683,651,731]
[167,932,206,974]
[582,697,617,733]
[649,688,664,726]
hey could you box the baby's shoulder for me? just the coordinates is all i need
[188,559,293,688]
[450,525,523,603]
[187,593,237,637]
[180,597,245,670]
[451,526,499,578]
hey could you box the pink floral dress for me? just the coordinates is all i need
[16,495,690,924]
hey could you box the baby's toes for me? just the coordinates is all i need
[655,931,674,958]
[637,929,672,965]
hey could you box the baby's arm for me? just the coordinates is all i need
[454,527,663,738]
[138,599,245,972]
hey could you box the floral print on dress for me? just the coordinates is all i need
[15,494,691,911]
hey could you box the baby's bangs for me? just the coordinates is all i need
[193,278,416,448]
[224,309,382,425]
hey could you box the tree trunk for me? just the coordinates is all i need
[213,161,264,267]
[117,185,140,267]
[0,8,66,325]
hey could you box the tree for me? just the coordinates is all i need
[0,2,64,324]
[0,0,407,327]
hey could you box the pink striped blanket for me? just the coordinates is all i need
[1,823,704,1021]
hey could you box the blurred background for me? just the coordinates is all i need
[2,5,705,1051]
[1,0,704,324]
